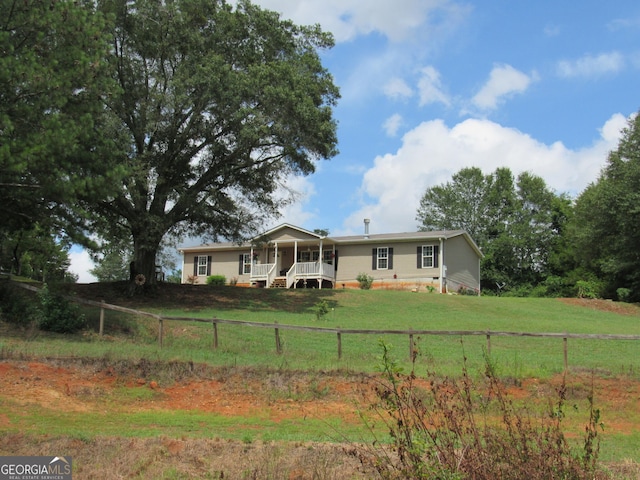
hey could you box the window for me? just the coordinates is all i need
[417,245,439,269]
[197,255,208,276]
[372,247,393,270]
[242,254,252,274]
[323,250,334,265]
[298,251,311,262]
[377,247,389,270]
[422,245,434,268]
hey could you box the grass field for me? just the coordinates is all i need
[1,282,639,478]
[4,286,639,379]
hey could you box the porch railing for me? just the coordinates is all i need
[251,261,334,287]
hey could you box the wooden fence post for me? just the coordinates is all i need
[563,336,568,372]
[158,318,163,348]
[409,331,414,360]
[337,327,342,360]
[99,300,105,336]
[212,318,218,349]
[486,331,491,355]
[275,322,282,354]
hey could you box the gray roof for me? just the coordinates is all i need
[179,225,482,257]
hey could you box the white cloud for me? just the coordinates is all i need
[68,248,97,283]
[341,114,627,234]
[556,51,625,78]
[383,77,413,100]
[472,64,534,110]
[417,66,450,107]
[383,114,404,137]
[247,0,469,43]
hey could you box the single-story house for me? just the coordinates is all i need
[178,222,483,294]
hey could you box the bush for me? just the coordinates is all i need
[616,287,632,302]
[356,273,373,290]
[0,281,39,327]
[206,275,226,286]
[37,284,86,333]
[576,280,601,299]
[313,299,330,321]
[358,341,606,480]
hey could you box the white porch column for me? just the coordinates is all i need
[294,241,298,289]
[318,239,324,289]
[439,237,444,294]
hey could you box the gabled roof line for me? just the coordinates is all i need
[179,225,482,257]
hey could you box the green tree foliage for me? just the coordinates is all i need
[0,0,120,239]
[89,245,131,282]
[0,225,72,282]
[572,112,640,301]
[416,167,566,294]
[83,0,339,289]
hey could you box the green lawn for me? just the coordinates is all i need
[2,288,639,379]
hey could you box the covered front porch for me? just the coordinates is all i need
[249,239,336,289]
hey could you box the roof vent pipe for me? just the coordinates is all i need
[364,218,370,238]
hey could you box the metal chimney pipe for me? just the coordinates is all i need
[364,218,370,237]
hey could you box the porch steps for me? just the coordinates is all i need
[270,277,288,288]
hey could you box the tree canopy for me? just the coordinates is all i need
[571,112,640,301]
[416,167,565,294]
[81,0,339,288]
[0,0,120,239]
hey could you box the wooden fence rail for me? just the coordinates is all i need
[11,282,640,370]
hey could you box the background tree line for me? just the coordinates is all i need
[416,112,640,301]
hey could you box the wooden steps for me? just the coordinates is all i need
[270,277,288,288]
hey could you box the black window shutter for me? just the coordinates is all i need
[388,248,394,269]
[372,248,377,270]
[434,245,439,268]
[193,256,198,276]
[417,246,422,269]
[334,250,338,271]
[206,256,212,276]
[238,254,244,275]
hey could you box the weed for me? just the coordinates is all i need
[357,340,609,479]
[313,299,330,321]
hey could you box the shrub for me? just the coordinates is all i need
[356,273,373,290]
[357,341,606,480]
[313,299,330,321]
[0,281,39,327]
[616,287,632,302]
[576,280,601,299]
[206,275,226,286]
[37,284,86,333]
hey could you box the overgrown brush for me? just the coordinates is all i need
[358,340,607,479]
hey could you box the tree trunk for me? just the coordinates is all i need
[129,231,163,293]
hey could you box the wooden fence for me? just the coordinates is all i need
[11,282,640,371]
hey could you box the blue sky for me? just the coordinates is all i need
[69,0,640,281]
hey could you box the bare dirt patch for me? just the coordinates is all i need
[559,297,640,316]
[1,358,639,478]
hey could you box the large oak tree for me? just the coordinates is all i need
[86,0,339,288]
